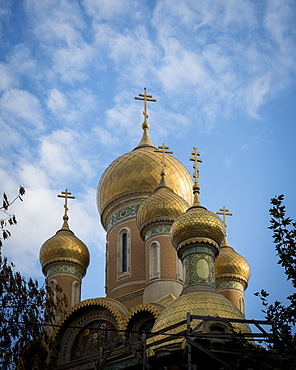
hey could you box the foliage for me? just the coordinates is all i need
[0,186,25,247]
[0,188,67,369]
[224,195,296,370]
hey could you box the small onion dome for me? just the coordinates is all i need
[137,171,189,239]
[170,204,225,256]
[215,240,250,289]
[39,216,90,277]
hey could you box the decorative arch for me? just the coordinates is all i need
[51,298,129,365]
[123,303,161,338]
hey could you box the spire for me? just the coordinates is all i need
[216,206,233,247]
[134,88,156,149]
[57,189,75,230]
[189,147,202,207]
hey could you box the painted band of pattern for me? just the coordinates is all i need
[107,205,139,229]
[181,245,215,259]
[216,281,244,292]
[145,225,171,240]
[47,265,82,279]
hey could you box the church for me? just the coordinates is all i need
[39,90,252,369]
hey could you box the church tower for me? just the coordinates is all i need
[39,190,90,322]
[97,90,193,308]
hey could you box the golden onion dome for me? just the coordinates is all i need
[171,205,225,252]
[151,290,251,340]
[39,216,90,277]
[137,171,189,234]
[215,241,250,286]
[97,130,193,229]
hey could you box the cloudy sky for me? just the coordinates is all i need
[1,0,295,324]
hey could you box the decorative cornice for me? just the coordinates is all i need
[216,280,245,292]
[47,265,82,279]
[145,224,171,241]
[107,204,139,230]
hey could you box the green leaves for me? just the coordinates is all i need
[0,252,67,369]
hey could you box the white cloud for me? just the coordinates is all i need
[25,0,85,46]
[0,64,16,92]
[83,0,136,20]
[245,75,271,118]
[0,88,44,131]
[39,129,95,184]
[52,44,94,83]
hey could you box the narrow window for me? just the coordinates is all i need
[149,242,160,280]
[117,228,131,279]
[122,232,127,273]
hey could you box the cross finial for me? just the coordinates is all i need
[134,88,156,127]
[57,189,75,219]
[155,143,173,172]
[190,147,202,187]
[216,206,232,228]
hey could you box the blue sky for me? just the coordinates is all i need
[1,0,295,323]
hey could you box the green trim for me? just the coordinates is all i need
[107,205,139,229]
[216,281,244,292]
[145,225,171,240]
[47,265,81,279]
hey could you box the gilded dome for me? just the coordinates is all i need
[137,173,189,232]
[39,218,90,276]
[215,244,250,285]
[97,146,193,227]
[171,206,225,252]
[151,290,251,340]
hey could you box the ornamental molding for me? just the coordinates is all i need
[176,237,219,256]
[107,204,140,229]
[145,224,171,241]
[47,264,82,279]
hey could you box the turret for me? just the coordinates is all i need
[39,190,90,322]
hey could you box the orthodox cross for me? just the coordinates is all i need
[134,88,156,124]
[190,147,202,187]
[155,143,173,171]
[58,189,75,218]
[216,206,232,227]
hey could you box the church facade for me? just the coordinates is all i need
[39,90,251,369]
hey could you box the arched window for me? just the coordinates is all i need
[149,241,160,280]
[49,279,57,304]
[239,296,245,315]
[176,257,183,282]
[122,232,127,273]
[71,281,80,307]
[117,228,131,279]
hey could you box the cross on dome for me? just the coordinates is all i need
[190,147,202,187]
[58,189,75,219]
[216,206,232,228]
[134,88,156,127]
[155,143,173,172]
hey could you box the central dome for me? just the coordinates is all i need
[97,146,193,224]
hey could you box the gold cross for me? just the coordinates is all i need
[190,147,202,186]
[155,143,173,171]
[58,189,75,217]
[216,206,232,227]
[134,88,156,124]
